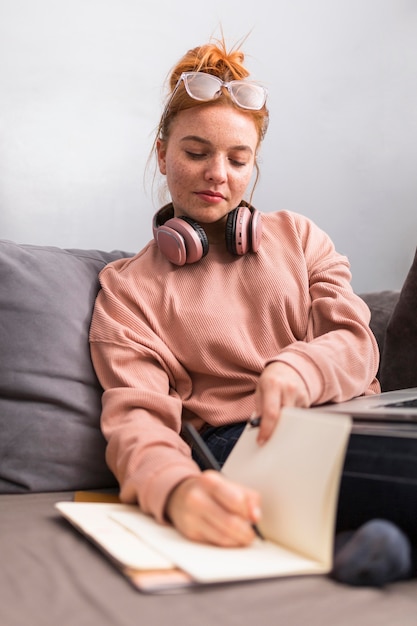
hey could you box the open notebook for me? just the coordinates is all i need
[56,407,352,593]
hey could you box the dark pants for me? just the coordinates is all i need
[194,421,247,469]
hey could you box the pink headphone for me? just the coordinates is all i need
[152,203,262,266]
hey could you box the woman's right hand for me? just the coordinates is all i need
[165,470,261,547]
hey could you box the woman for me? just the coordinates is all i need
[89,38,410,584]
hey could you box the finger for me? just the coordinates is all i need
[203,471,259,519]
[201,473,261,543]
[170,473,257,547]
[257,385,282,444]
[199,505,257,547]
[256,372,300,444]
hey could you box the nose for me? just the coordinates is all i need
[204,155,227,183]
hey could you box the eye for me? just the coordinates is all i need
[185,150,206,160]
[229,157,247,167]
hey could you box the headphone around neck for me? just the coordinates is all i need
[152,203,262,266]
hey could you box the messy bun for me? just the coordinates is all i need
[169,41,250,87]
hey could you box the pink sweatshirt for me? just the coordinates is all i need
[89,210,380,521]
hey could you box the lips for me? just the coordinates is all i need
[195,190,225,202]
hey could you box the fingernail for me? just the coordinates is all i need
[252,506,262,521]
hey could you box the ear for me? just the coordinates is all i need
[156,138,167,175]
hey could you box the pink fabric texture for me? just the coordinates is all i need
[90,210,380,521]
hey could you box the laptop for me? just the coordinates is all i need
[313,387,417,437]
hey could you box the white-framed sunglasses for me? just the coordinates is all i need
[166,71,268,112]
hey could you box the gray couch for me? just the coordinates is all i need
[1,239,417,626]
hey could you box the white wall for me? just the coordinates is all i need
[0,0,416,292]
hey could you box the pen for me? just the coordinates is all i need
[182,422,264,540]
[182,422,222,471]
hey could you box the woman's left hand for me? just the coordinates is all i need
[254,361,310,444]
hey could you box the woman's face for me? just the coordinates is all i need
[157,104,258,238]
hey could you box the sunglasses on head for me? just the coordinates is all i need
[166,71,268,113]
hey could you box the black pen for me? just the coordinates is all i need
[182,422,222,471]
[182,422,264,540]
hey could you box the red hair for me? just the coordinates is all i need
[158,37,269,144]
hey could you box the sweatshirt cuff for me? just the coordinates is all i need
[128,460,201,524]
[265,350,325,406]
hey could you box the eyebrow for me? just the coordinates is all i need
[180,135,254,154]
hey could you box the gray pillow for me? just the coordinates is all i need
[380,247,417,392]
[359,290,400,381]
[0,240,132,493]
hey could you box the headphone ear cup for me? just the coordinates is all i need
[250,208,262,253]
[154,215,209,265]
[225,206,262,255]
[174,216,209,262]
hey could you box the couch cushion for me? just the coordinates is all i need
[0,240,132,493]
[359,290,400,381]
[380,247,417,392]
[359,290,400,356]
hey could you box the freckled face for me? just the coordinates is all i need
[157,105,259,229]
